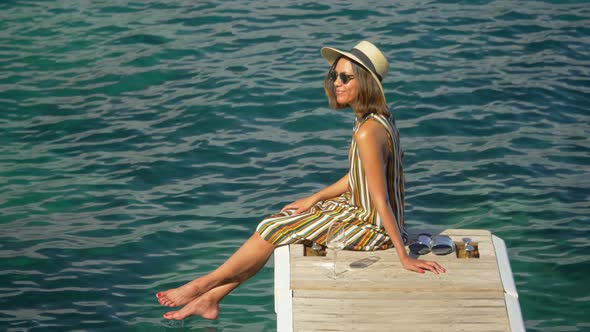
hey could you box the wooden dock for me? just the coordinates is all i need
[274,229,524,331]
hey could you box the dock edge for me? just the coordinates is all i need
[493,235,526,332]
[274,245,293,332]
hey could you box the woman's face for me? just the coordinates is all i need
[333,58,359,106]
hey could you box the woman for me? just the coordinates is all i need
[156,41,445,321]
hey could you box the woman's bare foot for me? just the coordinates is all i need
[163,296,219,321]
[156,279,203,307]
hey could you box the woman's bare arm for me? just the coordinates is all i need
[355,120,445,274]
[281,172,349,214]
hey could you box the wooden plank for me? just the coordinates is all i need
[294,289,506,300]
[294,311,509,324]
[290,259,504,293]
[295,322,510,332]
[289,243,305,258]
[293,297,508,310]
[293,310,510,326]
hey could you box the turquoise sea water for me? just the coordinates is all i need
[1,0,589,331]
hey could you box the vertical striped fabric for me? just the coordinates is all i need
[256,113,407,251]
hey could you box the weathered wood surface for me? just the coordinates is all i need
[284,229,513,332]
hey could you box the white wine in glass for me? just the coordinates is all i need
[326,220,346,279]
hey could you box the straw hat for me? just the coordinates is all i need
[321,41,390,102]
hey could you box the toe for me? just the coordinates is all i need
[164,311,180,320]
[164,309,188,321]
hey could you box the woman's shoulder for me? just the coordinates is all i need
[354,115,389,144]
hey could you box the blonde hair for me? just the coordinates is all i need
[324,57,389,116]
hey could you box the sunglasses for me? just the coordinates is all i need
[329,71,355,84]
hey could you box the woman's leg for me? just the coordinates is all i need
[162,281,239,320]
[156,232,275,308]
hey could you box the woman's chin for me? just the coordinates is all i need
[336,97,351,105]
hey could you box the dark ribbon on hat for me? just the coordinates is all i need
[350,48,382,82]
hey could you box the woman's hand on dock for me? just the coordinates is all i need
[400,256,446,275]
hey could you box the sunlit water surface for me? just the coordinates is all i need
[1,1,589,331]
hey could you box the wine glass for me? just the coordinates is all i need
[325,220,347,279]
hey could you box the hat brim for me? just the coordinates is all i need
[321,47,385,103]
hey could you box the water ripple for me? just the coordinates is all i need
[1,0,589,331]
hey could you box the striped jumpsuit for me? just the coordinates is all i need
[256,113,408,250]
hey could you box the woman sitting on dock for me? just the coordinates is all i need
[156,40,446,321]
